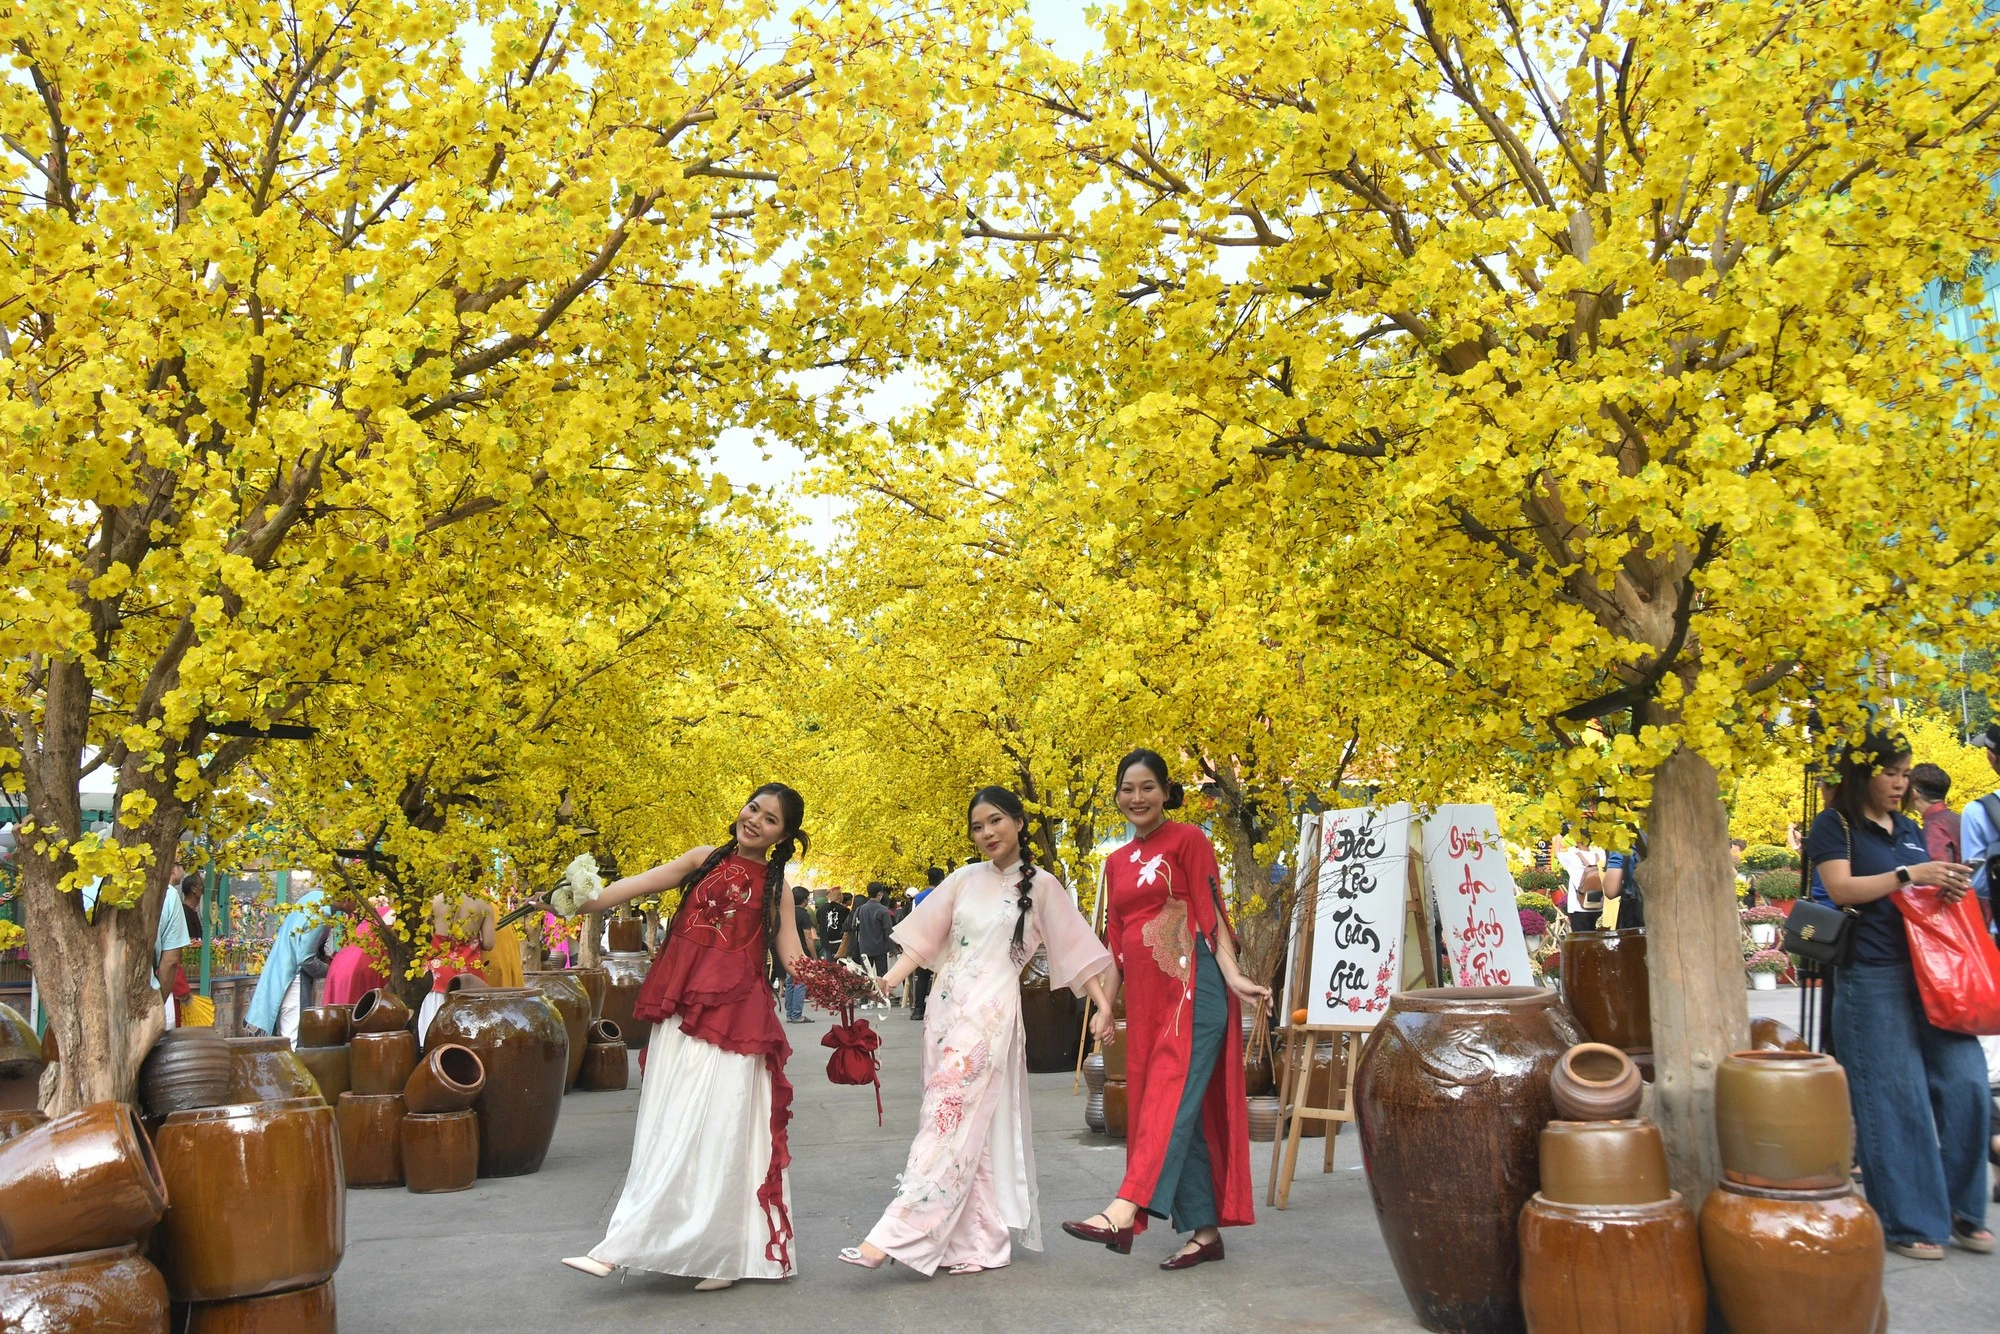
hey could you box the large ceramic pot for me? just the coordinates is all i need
[607,916,647,954]
[600,953,653,1050]
[295,1047,350,1103]
[424,987,567,1177]
[0,1243,170,1332]
[1102,1078,1128,1138]
[139,1027,230,1118]
[1700,1181,1884,1334]
[0,1109,47,1144]
[0,1003,42,1111]
[1242,1015,1275,1097]
[1247,1093,1280,1143]
[1748,1016,1810,1052]
[349,1030,420,1097]
[1558,929,1652,1055]
[154,1097,343,1301]
[1519,1192,1703,1334]
[1355,986,1586,1334]
[1100,1019,1128,1081]
[1020,948,1083,1074]
[180,1277,336,1333]
[335,1092,406,1188]
[404,1043,485,1114]
[1538,1120,1671,1205]
[0,1101,167,1260]
[225,1037,323,1104]
[571,965,608,1022]
[350,989,411,1035]
[295,1007,352,1049]
[580,1040,629,1092]
[1714,1050,1852,1190]
[525,970,589,1090]
[402,1110,478,1194]
[1549,1043,1642,1122]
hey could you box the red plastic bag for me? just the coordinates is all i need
[1894,888,2000,1035]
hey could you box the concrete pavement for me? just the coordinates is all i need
[339,992,1998,1332]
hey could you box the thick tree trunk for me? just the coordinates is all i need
[578,910,605,968]
[22,855,171,1115]
[1644,745,1750,1200]
[1210,793,1286,987]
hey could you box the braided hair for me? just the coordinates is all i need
[968,786,1037,953]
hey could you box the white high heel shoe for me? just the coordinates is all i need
[694,1278,735,1291]
[561,1256,614,1278]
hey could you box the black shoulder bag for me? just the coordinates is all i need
[1781,815,1861,967]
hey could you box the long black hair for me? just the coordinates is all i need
[669,782,808,969]
[1115,748,1185,810]
[968,786,1038,952]
[1829,731,1912,826]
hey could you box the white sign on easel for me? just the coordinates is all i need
[1306,803,1411,1026]
[1420,804,1535,987]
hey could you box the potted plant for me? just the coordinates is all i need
[1749,869,1802,906]
[1739,844,1801,875]
[1745,949,1789,991]
[1741,904,1787,947]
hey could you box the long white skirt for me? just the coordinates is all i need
[590,1017,794,1281]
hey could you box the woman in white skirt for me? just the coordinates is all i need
[560,783,811,1291]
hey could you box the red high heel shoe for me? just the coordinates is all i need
[1160,1237,1224,1270]
[1061,1213,1135,1254]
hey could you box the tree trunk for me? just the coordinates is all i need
[578,910,604,968]
[21,857,169,1116]
[1210,791,1287,988]
[1644,745,1750,1200]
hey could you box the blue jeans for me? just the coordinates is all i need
[1833,962,1991,1243]
[784,978,805,1022]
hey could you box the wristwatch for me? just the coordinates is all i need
[1894,866,1912,886]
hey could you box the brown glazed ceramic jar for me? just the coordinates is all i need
[403,1043,486,1114]
[0,1109,47,1143]
[606,915,647,954]
[154,1096,343,1301]
[401,1109,479,1194]
[571,965,609,1023]
[0,1101,168,1260]
[424,987,567,1177]
[1247,1093,1280,1143]
[1538,1120,1672,1205]
[589,1019,622,1045]
[1700,1181,1884,1334]
[599,953,653,1050]
[1519,1192,1703,1334]
[0,1243,170,1333]
[225,1037,324,1104]
[1242,1015,1275,1097]
[295,1006,352,1048]
[138,1027,231,1118]
[349,1030,420,1097]
[1549,1043,1643,1121]
[295,1046,351,1103]
[0,1003,42,1111]
[350,989,412,1035]
[335,1091,407,1188]
[1714,1051,1852,1190]
[1558,929,1653,1055]
[1355,986,1586,1334]
[1748,1016,1810,1051]
[524,970,590,1089]
[1102,1078,1128,1138]
[579,1040,629,1092]
[1101,1018,1128,1081]
[181,1277,336,1333]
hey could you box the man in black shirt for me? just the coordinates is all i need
[850,883,895,982]
[815,889,849,961]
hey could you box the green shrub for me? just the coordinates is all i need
[1516,890,1559,923]
[1515,868,1569,896]
[1739,843,1799,874]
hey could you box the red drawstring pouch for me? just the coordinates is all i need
[823,1009,883,1123]
[1894,887,2000,1035]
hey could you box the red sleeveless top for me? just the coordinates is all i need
[631,852,794,1267]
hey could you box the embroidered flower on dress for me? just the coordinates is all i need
[1142,898,1192,981]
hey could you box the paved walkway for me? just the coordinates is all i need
[342,993,1998,1332]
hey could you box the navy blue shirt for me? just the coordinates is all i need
[1803,808,1927,968]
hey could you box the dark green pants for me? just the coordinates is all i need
[1146,937,1224,1232]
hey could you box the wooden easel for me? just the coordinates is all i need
[1266,837,1436,1208]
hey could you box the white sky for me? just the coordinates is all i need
[706,1,1102,549]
